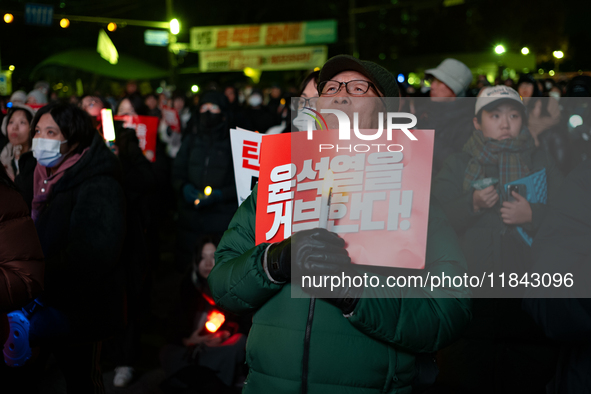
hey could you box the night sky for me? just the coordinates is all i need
[1,0,589,92]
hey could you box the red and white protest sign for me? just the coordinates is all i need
[255,128,435,269]
[230,128,263,206]
[114,115,159,162]
[161,106,181,133]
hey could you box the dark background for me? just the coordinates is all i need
[1,0,589,92]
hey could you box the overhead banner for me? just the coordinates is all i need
[230,128,263,206]
[199,46,327,72]
[190,20,336,51]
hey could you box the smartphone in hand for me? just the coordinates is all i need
[507,184,527,202]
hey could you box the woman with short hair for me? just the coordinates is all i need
[28,103,126,393]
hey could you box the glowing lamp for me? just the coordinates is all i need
[107,23,117,32]
[205,311,225,333]
[60,18,70,28]
[521,47,529,55]
[4,14,14,24]
[101,109,116,142]
[553,51,564,59]
[204,186,212,196]
[494,45,505,55]
[194,199,200,206]
[191,85,199,93]
[170,18,180,35]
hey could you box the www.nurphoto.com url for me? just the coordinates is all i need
[301,272,574,292]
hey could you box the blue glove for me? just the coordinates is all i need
[183,184,200,204]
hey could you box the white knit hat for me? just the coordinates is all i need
[425,58,473,96]
[9,90,27,104]
[1,103,36,136]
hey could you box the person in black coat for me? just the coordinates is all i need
[172,91,238,272]
[26,103,126,393]
[524,159,591,393]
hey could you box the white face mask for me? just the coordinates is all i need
[293,108,316,132]
[248,94,263,107]
[32,138,68,167]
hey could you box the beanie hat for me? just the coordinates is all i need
[26,89,47,105]
[425,58,473,96]
[200,90,229,113]
[318,55,400,98]
[9,90,27,104]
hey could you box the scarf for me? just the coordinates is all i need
[31,148,89,222]
[463,128,534,194]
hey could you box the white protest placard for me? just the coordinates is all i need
[230,128,263,206]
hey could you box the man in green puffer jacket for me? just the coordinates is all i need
[208,55,472,394]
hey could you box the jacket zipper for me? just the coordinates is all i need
[302,297,316,394]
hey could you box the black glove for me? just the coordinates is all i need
[264,228,351,283]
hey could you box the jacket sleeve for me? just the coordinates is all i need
[0,188,44,311]
[347,204,472,353]
[431,154,484,233]
[172,134,192,193]
[208,185,283,315]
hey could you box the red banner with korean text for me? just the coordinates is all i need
[255,129,434,269]
[114,115,158,162]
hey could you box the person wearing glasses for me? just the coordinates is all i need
[293,71,320,132]
[207,55,471,394]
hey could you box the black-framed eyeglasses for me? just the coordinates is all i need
[296,97,318,110]
[317,80,377,96]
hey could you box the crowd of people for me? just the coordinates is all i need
[1,54,591,394]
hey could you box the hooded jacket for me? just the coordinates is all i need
[208,185,472,394]
[0,183,44,312]
[33,132,126,341]
[173,92,238,234]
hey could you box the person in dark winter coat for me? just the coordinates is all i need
[431,86,564,394]
[523,159,591,394]
[27,103,126,393]
[208,55,472,394]
[415,59,475,175]
[0,165,44,313]
[172,90,238,272]
[0,166,45,393]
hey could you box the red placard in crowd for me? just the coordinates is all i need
[161,106,181,133]
[114,115,159,162]
[255,128,435,270]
